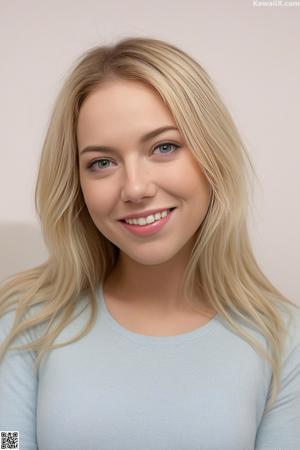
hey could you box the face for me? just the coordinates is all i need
[77,79,211,266]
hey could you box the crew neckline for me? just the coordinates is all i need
[97,284,220,346]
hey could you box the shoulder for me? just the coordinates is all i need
[281,302,300,356]
[263,301,300,370]
[0,295,49,347]
[217,301,300,358]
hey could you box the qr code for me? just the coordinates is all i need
[1,432,19,449]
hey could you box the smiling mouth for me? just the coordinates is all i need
[118,207,176,223]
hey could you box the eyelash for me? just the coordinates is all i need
[87,142,181,172]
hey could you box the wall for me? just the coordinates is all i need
[0,0,299,304]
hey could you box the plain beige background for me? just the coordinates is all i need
[0,0,299,306]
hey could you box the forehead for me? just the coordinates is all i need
[77,80,177,144]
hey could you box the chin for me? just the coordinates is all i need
[120,247,180,266]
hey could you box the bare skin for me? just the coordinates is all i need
[77,79,216,335]
[103,269,216,336]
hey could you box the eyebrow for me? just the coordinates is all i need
[79,125,179,156]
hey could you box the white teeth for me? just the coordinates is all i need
[124,209,171,225]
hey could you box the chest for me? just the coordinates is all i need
[37,327,267,450]
[103,292,217,336]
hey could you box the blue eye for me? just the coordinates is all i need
[153,142,180,155]
[87,142,180,172]
[88,159,113,171]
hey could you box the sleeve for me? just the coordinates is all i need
[254,342,300,450]
[0,309,38,450]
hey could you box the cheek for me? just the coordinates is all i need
[80,180,116,218]
[189,172,211,198]
[172,158,210,200]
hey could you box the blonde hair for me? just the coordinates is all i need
[0,36,298,415]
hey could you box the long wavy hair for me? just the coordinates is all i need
[0,36,298,414]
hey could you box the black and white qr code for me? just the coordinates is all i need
[1,431,19,449]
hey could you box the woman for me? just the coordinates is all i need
[0,36,299,450]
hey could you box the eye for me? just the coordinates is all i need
[88,159,113,171]
[86,142,180,172]
[152,142,180,156]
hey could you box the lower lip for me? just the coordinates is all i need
[119,209,175,236]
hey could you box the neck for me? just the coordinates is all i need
[104,237,210,316]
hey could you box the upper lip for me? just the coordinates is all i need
[118,207,175,221]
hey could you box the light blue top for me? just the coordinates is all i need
[0,284,300,450]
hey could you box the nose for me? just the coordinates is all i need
[120,159,156,203]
